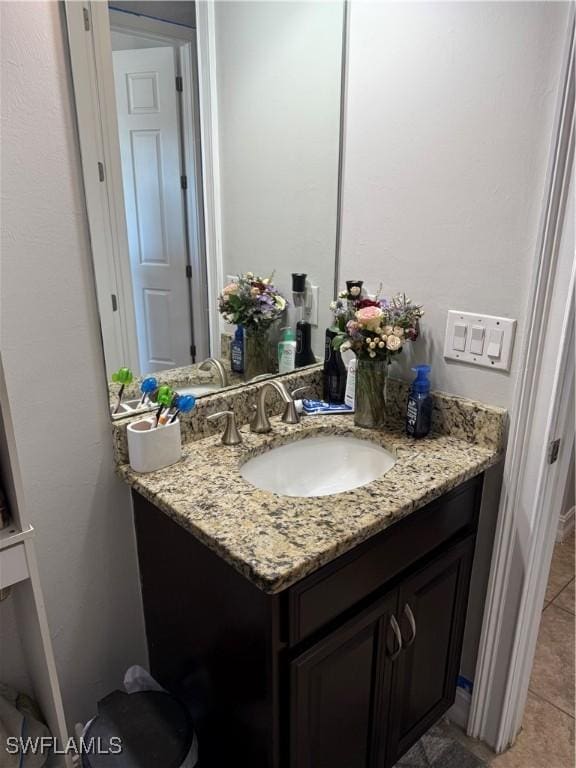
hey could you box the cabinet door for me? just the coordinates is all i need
[290,591,399,768]
[387,536,475,765]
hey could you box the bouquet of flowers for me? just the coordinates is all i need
[330,282,423,361]
[218,272,287,332]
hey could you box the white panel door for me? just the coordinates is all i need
[113,47,192,372]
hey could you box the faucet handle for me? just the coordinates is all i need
[207,411,242,445]
[281,386,310,426]
[291,386,312,399]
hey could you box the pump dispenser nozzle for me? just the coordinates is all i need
[411,365,432,393]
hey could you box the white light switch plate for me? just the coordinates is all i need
[444,310,516,371]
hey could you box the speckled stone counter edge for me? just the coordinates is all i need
[120,418,504,593]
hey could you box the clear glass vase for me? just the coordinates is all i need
[354,357,389,429]
[243,326,275,381]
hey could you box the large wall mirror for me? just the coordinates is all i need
[65,0,345,417]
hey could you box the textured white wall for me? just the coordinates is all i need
[215,1,344,355]
[0,1,147,726]
[341,1,570,408]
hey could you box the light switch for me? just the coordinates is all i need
[453,323,467,352]
[470,325,485,355]
[444,311,516,370]
[487,329,503,359]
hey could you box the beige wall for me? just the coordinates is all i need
[1,1,147,725]
[341,1,570,408]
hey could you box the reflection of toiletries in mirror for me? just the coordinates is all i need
[344,357,357,409]
[323,328,347,403]
[231,325,244,374]
[278,327,297,374]
[139,376,158,406]
[292,273,316,367]
[406,365,433,438]
[111,367,134,414]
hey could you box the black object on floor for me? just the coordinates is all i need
[83,690,194,768]
[394,725,487,768]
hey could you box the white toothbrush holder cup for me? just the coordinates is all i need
[127,418,182,473]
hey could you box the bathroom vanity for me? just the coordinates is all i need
[117,387,505,768]
[133,474,480,768]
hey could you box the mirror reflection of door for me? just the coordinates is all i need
[113,45,193,372]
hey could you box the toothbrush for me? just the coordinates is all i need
[158,392,181,425]
[111,367,134,414]
[169,394,196,423]
[139,376,158,406]
[154,385,174,426]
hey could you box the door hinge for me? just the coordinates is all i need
[83,7,90,31]
[190,345,197,362]
[180,175,188,190]
[548,438,561,465]
[185,265,192,279]
[98,162,105,182]
[176,76,183,92]
[111,294,118,312]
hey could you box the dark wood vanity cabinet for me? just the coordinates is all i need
[290,536,475,768]
[133,474,483,768]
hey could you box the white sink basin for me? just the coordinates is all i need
[240,435,396,497]
[178,383,221,398]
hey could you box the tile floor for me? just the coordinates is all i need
[490,530,575,768]
[441,530,575,768]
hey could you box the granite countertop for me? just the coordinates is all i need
[118,407,505,594]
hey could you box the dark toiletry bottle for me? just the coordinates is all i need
[292,273,316,367]
[323,328,347,404]
[406,365,433,438]
[231,325,244,374]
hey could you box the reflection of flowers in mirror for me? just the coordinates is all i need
[218,273,288,331]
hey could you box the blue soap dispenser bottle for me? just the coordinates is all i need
[406,365,432,438]
[231,325,244,374]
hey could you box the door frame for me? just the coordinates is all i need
[64,2,211,374]
[194,0,224,358]
[468,9,575,751]
[64,1,140,375]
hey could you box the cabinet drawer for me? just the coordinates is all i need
[287,475,482,645]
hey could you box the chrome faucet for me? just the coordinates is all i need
[250,380,301,433]
[198,357,229,388]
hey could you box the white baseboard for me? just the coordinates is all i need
[447,686,472,730]
[556,505,575,542]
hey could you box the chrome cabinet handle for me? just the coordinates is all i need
[388,614,403,660]
[402,603,417,648]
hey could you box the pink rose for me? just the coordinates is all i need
[223,283,238,295]
[356,305,383,331]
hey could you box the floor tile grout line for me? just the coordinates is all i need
[546,601,576,618]
[527,687,575,720]
[552,577,575,598]
[544,578,575,607]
